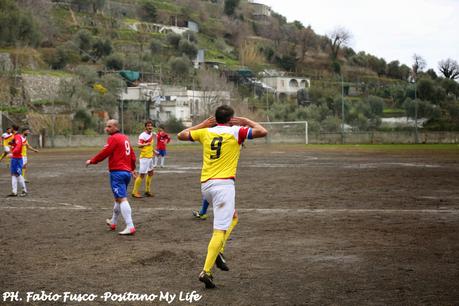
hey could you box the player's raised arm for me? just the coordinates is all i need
[230,117,268,139]
[177,117,216,141]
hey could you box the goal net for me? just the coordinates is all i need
[257,121,308,144]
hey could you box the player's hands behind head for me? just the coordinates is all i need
[230,117,248,127]
[202,117,216,128]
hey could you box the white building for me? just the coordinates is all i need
[261,76,310,98]
[119,84,231,127]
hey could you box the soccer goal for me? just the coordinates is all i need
[259,121,308,144]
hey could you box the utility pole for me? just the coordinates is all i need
[414,81,419,144]
[341,74,345,144]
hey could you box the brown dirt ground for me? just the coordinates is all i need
[1,144,459,306]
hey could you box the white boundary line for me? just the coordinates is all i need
[2,198,88,210]
[1,199,458,214]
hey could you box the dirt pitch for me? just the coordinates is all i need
[1,144,459,306]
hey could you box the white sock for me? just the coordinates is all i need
[120,201,134,228]
[153,156,158,167]
[160,157,165,167]
[18,175,27,192]
[12,176,18,194]
[111,202,121,224]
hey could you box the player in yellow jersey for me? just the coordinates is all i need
[131,120,156,198]
[1,127,13,165]
[178,105,268,289]
[21,127,39,182]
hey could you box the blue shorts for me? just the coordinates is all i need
[10,158,23,176]
[157,149,166,157]
[109,171,131,199]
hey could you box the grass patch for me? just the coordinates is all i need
[22,69,74,77]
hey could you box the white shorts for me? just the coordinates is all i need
[3,146,10,153]
[22,156,28,165]
[201,179,235,230]
[139,158,154,174]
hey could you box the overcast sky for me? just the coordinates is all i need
[257,0,459,72]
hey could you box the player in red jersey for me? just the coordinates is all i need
[7,125,27,197]
[86,119,137,235]
[153,125,171,168]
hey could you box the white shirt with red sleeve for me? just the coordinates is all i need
[90,132,136,172]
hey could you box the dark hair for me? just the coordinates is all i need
[12,124,19,132]
[21,127,30,133]
[158,124,165,130]
[145,120,153,127]
[215,105,234,124]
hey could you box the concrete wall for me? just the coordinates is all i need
[250,131,459,145]
[28,132,459,148]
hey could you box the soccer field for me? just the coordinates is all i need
[1,144,459,305]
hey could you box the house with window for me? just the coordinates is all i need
[261,76,310,99]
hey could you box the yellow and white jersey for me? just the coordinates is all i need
[21,136,28,157]
[190,125,252,183]
[138,131,155,158]
[2,132,13,147]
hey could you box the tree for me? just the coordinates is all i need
[438,58,459,80]
[387,60,401,79]
[71,0,105,14]
[169,56,191,78]
[178,39,198,59]
[327,27,352,60]
[140,0,157,22]
[412,54,426,79]
[0,0,41,47]
[105,53,124,70]
[74,30,93,53]
[224,0,240,16]
[195,69,233,121]
[400,64,411,81]
[296,26,317,63]
[92,38,112,60]
[166,32,181,48]
[426,68,438,80]
[149,40,162,54]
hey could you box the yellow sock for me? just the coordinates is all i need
[221,216,238,254]
[22,168,27,180]
[132,176,143,194]
[203,230,225,273]
[145,175,152,193]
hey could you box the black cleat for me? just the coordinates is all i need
[215,253,229,271]
[199,271,216,289]
[19,191,27,197]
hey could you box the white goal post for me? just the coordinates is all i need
[259,121,308,144]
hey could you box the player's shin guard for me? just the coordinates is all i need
[11,176,18,194]
[203,230,225,273]
[120,201,134,229]
[221,216,238,254]
[160,156,165,167]
[111,202,121,224]
[145,175,152,193]
[18,175,27,192]
[132,176,142,194]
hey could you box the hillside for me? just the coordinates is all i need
[0,0,458,135]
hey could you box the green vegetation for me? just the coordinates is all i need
[0,0,457,135]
